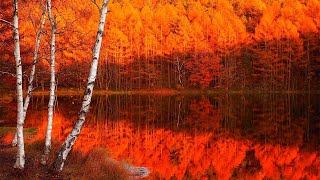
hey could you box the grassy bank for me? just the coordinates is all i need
[0,140,128,179]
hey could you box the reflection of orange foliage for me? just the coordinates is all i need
[53,117,318,179]
[254,145,319,179]
[21,111,70,144]
[72,119,319,179]
[186,97,222,130]
[2,133,14,144]
[1,95,319,179]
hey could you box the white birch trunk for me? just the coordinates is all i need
[51,0,110,172]
[12,6,47,147]
[42,0,56,165]
[12,0,25,169]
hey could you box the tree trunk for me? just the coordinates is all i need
[42,0,56,165]
[12,0,25,170]
[12,5,47,147]
[51,0,110,172]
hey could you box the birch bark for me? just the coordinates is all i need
[51,0,110,172]
[12,5,47,147]
[12,0,25,169]
[42,0,56,164]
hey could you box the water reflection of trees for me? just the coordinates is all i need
[1,94,319,179]
[53,94,319,179]
[20,94,318,149]
[217,94,319,149]
[78,94,319,150]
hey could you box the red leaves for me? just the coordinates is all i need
[186,56,221,88]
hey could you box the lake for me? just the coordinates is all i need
[0,93,319,179]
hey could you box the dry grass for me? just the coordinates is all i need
[0,140,128,179]
[74,148,128,180]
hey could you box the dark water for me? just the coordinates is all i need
[0,94,319,179]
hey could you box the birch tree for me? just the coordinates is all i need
[51,0,110,172]
[12,4,47,147]
[12,0,25,169]
[41,0,56,165]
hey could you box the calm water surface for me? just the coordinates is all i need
[0,94,319,179]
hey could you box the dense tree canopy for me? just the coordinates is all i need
[1,0,319,91]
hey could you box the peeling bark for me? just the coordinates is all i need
[51,0,110,172]
[42,0,56,165]
[12,0,25,170]
[12,5,47,147]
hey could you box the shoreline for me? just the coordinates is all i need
[0,141,131,179]
[1,89,319,98]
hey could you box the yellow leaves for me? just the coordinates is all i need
[299,17,318,33]
[165,3,179,20]
[255,0,320,41]
[187,1,204,22]
[107,27,130,64]
[143,33,158,54]
[108,2,126,28]
[153,6,168,26]
[212,9,248,47]
[215,0,234,12]
[175,0,187,16]
[11,0,320,81]
[274,18,299,39]
[140,5,153,25]
[247,0,266,11]
[63,51,78,61]
[109,27,129,47]
[179,16,192,45]
[306,0,320,29]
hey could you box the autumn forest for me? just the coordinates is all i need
[1,0,319,91]
[0,0,319,179]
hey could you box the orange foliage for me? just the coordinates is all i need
[1,94,319,179]
[1,0,320,90]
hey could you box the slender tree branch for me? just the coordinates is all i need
[0,71,16,77]
[0,41,10,49]
[32,86,39,91]
[90,0,101,11]
[28,14,38,34]
[0,18,13,26]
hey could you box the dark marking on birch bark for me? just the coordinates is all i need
[79,110,86,115]
[85,88,91,95]
[98,30,103,35]
[70,137,76,144]
[51,0,109,172]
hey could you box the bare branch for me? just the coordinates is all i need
[90,0,101,11]
[32,86,39,91]
[0,41,10,49]
[101,0,111,9]
[43,57,50,63]
[28,14,38,34]
[0,18,13,26]
[0,71,16,77]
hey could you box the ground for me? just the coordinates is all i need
[0,140,128,179]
